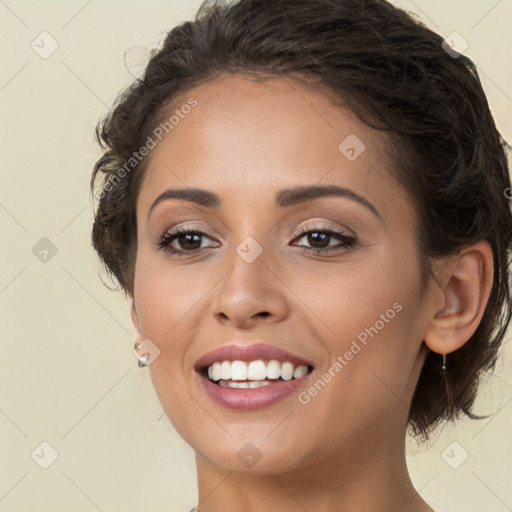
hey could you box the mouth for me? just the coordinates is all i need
[194,343,315,410]
[201,359,314,388]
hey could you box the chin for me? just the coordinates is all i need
[188,429,318,475]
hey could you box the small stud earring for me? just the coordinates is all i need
[137,355,148,368]
[133,336,148,368]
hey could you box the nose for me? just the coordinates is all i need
[210,248,290,329]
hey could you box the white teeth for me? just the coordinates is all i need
[206,359,311,383]
[212,362,221,381]
[249,380,268,388]
[281,361,294,381]
[227,381,250,389]
[218,380,272,389]
[266,359,281,379]
[231,360,248,380]
[220,361,231,380]
[247,360,267,380]
[293,365,308,379]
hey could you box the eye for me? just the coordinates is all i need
[157,225,219,256]
[156,223,356,257]
[291,225,356,254]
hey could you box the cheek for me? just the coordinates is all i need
[133,247,215,342]
[293,245,419,347]
[133,252,213,439]
[288,245,423,411]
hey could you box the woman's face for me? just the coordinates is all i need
[132,74,433,474]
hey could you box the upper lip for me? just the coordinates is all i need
[194,343,314,371]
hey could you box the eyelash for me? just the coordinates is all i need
[156,224,356,257]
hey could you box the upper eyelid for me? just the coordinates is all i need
[294,220,354,235]
[162,222,351,236]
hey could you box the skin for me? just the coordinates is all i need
[130,74,494,512]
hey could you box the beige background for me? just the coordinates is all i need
[0,1,511,511]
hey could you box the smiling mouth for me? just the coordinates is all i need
[200,359,314,389]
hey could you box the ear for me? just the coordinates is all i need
[130,300,141,335]
[423,240,494,355]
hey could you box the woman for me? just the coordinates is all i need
[90,0,512,510]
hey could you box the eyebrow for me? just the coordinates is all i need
[147,184,381,220]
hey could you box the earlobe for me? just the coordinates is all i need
[423,240,494,356]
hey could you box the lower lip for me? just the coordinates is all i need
[197,371,313,411]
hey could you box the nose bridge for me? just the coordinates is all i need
[226,234,273,302]
[211,233,288,325]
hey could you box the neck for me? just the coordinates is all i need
[193,426,433,512]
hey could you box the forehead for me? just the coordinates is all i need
[137,73,409,219]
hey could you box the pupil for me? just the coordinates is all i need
[180,233,201,250]
[308,232,328,247]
